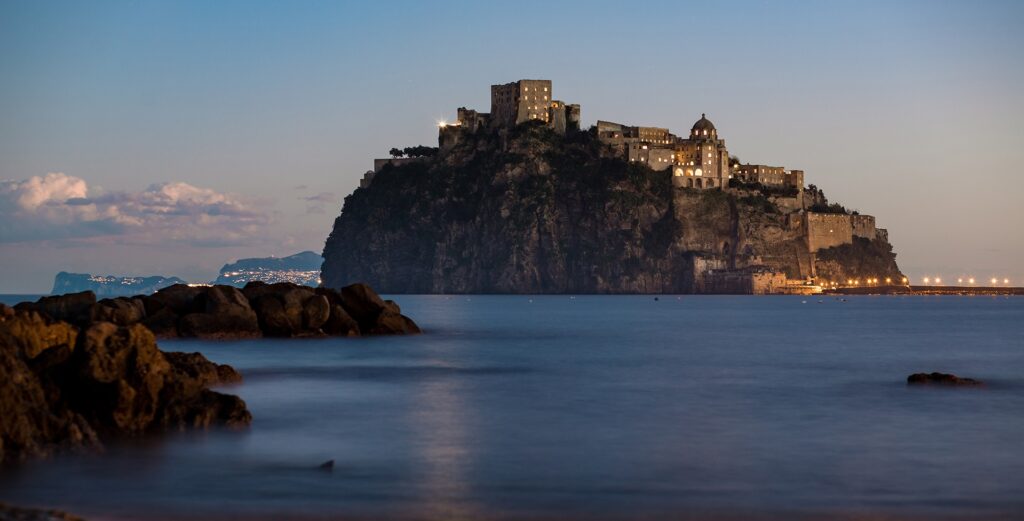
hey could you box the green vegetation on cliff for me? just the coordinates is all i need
[814,237,902,284]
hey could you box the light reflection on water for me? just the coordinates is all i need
[1,295,1023,520]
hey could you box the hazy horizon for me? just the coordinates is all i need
[2,0,1022,293]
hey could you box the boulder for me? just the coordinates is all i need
[907,372,983,386]
[0,333,97,464]
[164,351,243,386]
[32,291,97,327]
[145,284,205,315]
[177,285,261,339]
[302,295,331,330]
[369,310,422,335]
[178,313,261,340]
[339,283,388,329]
[323,304,360,337]
[0,308,251,464]
[140,307,180,338]
[93,297,146,326]
[0,309,78,360]
[248,283,318,337]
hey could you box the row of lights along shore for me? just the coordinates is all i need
[819,277,906,288]
[921,277,1011,286]
[821,276,1012,287]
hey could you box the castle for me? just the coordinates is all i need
[366,79,890,294]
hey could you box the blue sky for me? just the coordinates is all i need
[1,0,1022,292]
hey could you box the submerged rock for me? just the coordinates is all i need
[0,304,251,464]
[907,372,983,386]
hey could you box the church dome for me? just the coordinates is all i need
[691,113,715,132]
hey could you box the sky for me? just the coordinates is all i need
[1,0,1022,292]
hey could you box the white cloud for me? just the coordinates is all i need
[0,173,270,246]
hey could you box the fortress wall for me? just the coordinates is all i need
[806,213,853,252]
[876,228,889,243]
[851,214,877,239]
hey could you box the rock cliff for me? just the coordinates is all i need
[322,123,901,293]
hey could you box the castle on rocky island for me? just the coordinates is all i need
[347,79,900,295]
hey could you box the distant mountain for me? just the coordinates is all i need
[213,251,322,287]
[51,272,186,297]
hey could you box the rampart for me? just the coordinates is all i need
[806,212,879,252]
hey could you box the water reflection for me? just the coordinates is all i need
[406,359,483,520]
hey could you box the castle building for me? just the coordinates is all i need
[734,164,804,190]
[438,79,580,152]
[489,79,580,131]
[671,114,731,190]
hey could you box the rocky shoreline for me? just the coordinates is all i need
[0,303,250,465]
[0,282,419,466]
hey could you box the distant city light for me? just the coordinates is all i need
[968,278,975,284]
[1005,278,1010,284]
[935,277,941,284]
[991,277,998,284]
[923,277,930,284]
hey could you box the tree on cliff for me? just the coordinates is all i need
[389,148,404,158]
[402,145,439,158]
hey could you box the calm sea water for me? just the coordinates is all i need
[1,295,1023,520]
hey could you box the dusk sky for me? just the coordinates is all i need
[1,0,1022,293]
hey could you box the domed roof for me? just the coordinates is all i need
[691,113,716,132]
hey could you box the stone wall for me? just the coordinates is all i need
[851,214,877,239]
[806,213,853,252]
[627,144,674,171]
[701,268,787,294]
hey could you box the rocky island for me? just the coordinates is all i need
[51,272,186,297]
[323,79,902,294]
[213,251,323,287]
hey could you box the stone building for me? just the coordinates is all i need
[671,114,731,190]
[438,79,579,152]
[733,164,804,190]
[491,79,553,126]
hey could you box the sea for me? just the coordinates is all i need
[1,294,1022,520]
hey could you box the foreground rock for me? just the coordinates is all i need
[0,305,250,464]
[907,372,984,386]
[0,502,84,521]
[17,282,419,340]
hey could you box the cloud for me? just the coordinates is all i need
[299,191,337,214]
[0,173,270,246]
